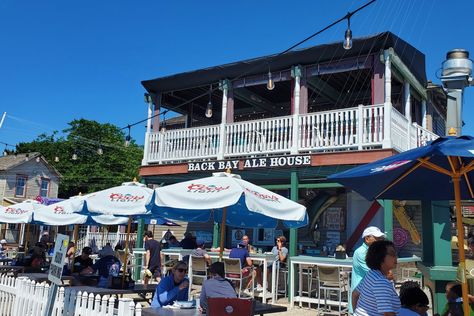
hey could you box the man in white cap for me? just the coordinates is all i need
[349,226,385,313]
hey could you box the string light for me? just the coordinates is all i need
[267,65,275,91]
[343,14,353,50]
[205,84,213,118]
[125,125,131,147]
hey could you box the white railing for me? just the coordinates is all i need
[143,104,440,164]
[414,123,439,146]
[76,232,137,256]
[225,116,293,156]
[390,108,411,152]
[0,275,142,316]
[152,124,221,163]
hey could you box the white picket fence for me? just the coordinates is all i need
[0,275,142,316]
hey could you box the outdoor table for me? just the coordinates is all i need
[0,265,24,277]
[207,251,278,303]
[288,255,421,309]
[17,272,75,284]
[0,258,13,265]
[141,301,287,316]
[68,284,157,297]
[161,248,278,303]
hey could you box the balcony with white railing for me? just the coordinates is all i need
[143,103,440,165]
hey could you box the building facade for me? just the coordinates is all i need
[0,152,61,243]
[138,32,446,255]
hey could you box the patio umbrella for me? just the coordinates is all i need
[328,135,474,315]
[154,171,307,257]
[0,199,43,224]
[83,181,154,216]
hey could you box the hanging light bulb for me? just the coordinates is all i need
[97,146,103,155]
[343,16,352,50]
[72,153,78,160]
[125,125,131,147]
[160,113,167,133]
[267,68,275,91]
[205,84,213,118]
[54,156,60,162]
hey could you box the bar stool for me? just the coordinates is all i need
[298,264,319,308]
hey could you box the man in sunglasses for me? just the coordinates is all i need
[151,261,189,307]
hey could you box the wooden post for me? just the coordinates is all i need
[218,208,227,261]
[70,224,79,273]
[122,216,132,288]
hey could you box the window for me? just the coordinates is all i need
[15,175,27,197]
[40,178,50,197]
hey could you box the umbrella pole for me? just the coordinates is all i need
[71,224,79,273]
[453,175,470,316]
[24,224,30,254]
[122,216,132,288]
[219,207,227,261]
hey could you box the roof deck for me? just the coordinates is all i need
[142,104,438,165]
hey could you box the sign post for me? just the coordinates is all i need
[44,234,69,315]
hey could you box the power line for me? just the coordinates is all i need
[121,0,377,131]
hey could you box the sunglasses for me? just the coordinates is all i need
[416,304,429,308]
[276,239,281,242]
[176,268,188,273]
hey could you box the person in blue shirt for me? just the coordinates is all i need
[151,260,189,307]
[229,242,254,291]
[80,245,121,288]
[350,226,385,313]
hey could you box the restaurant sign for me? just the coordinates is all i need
[188,155,311,172]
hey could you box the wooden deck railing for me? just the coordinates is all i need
[143,103,440,165]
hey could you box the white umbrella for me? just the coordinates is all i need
[84,181,154,216]
[155,172,307,257]
[155,172,306,222]
[0,199,43,224]
[33,196,133,226]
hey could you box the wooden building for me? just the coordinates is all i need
[0,152,61,243]
[138,32,446,255]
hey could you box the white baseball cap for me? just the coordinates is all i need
[362,226,385,238]
[0,239,7,244]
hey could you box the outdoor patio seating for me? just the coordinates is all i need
[188,255,208,298]
[223,258,254,298]
[317,265,349,314]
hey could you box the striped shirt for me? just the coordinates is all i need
[354,269,400,316]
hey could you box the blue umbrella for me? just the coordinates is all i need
[328,135,474,315]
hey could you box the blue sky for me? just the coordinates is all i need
[0,0,473,150]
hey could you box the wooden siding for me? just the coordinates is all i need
[1,159,59,201]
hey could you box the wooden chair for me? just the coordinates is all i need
[223,258,254,298]
[188,255,208,298]
[207,297,254,316]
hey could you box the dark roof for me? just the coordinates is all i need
[0,152,41,170]
[142,32,426,94]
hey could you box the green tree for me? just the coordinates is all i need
[15,119,143,197]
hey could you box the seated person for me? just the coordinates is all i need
[20,242,47,272]
[199,262,236,313]
[398,281,429,316]
[168,236,180,248]
[73,246,93,273]
[0,239,7,258]
[440,282,474,316]
[191,240,211,266]
[229,242,255,290]
[256,235,288,291]
[151,260,189,307]
[80,245,121,288]
[241,235,256,254]
[180,232,197,250]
